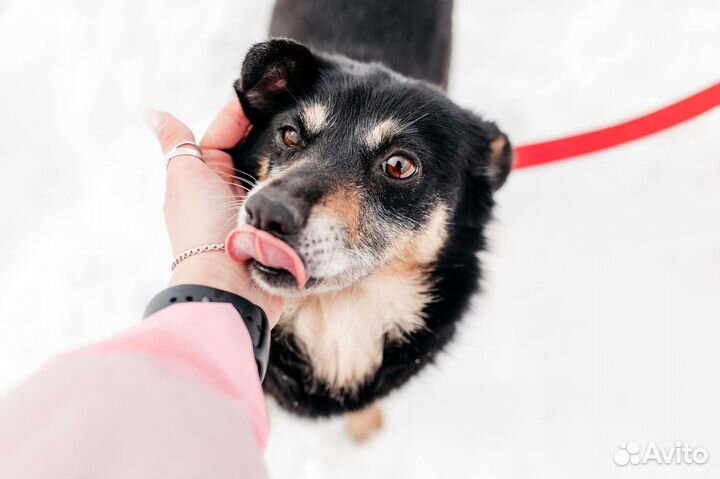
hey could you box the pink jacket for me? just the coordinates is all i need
[0,303,269,478]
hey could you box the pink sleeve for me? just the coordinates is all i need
[0,303,269,478]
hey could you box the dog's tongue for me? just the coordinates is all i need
[227,224,307,289]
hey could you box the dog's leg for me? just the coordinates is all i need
[345,402,383,443]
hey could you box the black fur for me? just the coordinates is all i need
[230,0,512,417]
[235,40,319,124]
[269,0,453,89]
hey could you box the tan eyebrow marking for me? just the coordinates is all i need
[365,118,403,149]
[300,103,330,134]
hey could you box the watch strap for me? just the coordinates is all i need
[143,284,270,382]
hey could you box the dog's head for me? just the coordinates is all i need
[231,39,511,297]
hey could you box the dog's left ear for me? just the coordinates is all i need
[465,113,513,192]
[234,39,319,123]
[456,113,512,227]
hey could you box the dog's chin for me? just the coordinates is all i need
[247,259,374,298]
[247,260,306,298]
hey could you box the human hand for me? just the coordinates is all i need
[144,99,284,326]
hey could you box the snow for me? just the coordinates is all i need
[0,0,718,477]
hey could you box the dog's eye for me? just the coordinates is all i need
[381,155,418,179]
[281,127,305,147]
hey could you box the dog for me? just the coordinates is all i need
[229,0,512,441]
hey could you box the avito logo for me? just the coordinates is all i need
[613,441,709,466]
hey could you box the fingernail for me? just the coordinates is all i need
[143,107,164,134]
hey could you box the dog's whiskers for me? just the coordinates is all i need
[208,179,252,193]
[222,210,242,229]
[220,171,257,186]
[398,112,429,131]
[230,168,259,184]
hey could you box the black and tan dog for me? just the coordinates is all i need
[228,0,512,440]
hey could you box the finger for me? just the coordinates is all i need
[144,108,197,155]
[199,97,253,180]
[200,96,252,151]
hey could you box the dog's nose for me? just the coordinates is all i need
[244,190,309,237]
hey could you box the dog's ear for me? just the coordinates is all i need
[234,39,318,123]
[457,112,513,226]
[466,113,513,192]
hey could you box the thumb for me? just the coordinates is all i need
[144,108,197,155]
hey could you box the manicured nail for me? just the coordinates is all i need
[143,107,164,134]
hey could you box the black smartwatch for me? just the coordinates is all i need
[143,284,271,382]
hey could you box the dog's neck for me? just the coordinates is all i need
[279,262,430,390]
[277,207,449,390]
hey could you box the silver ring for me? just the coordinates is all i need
[165,141,203,167]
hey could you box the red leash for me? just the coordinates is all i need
[513,82,720,169]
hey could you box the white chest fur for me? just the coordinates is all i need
[282,268,431,390]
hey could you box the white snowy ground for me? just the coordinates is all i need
[1,0,718,477]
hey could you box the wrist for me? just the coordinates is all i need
[168,250,284,326]
[143,284,271,382]
[169,252,246,297]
